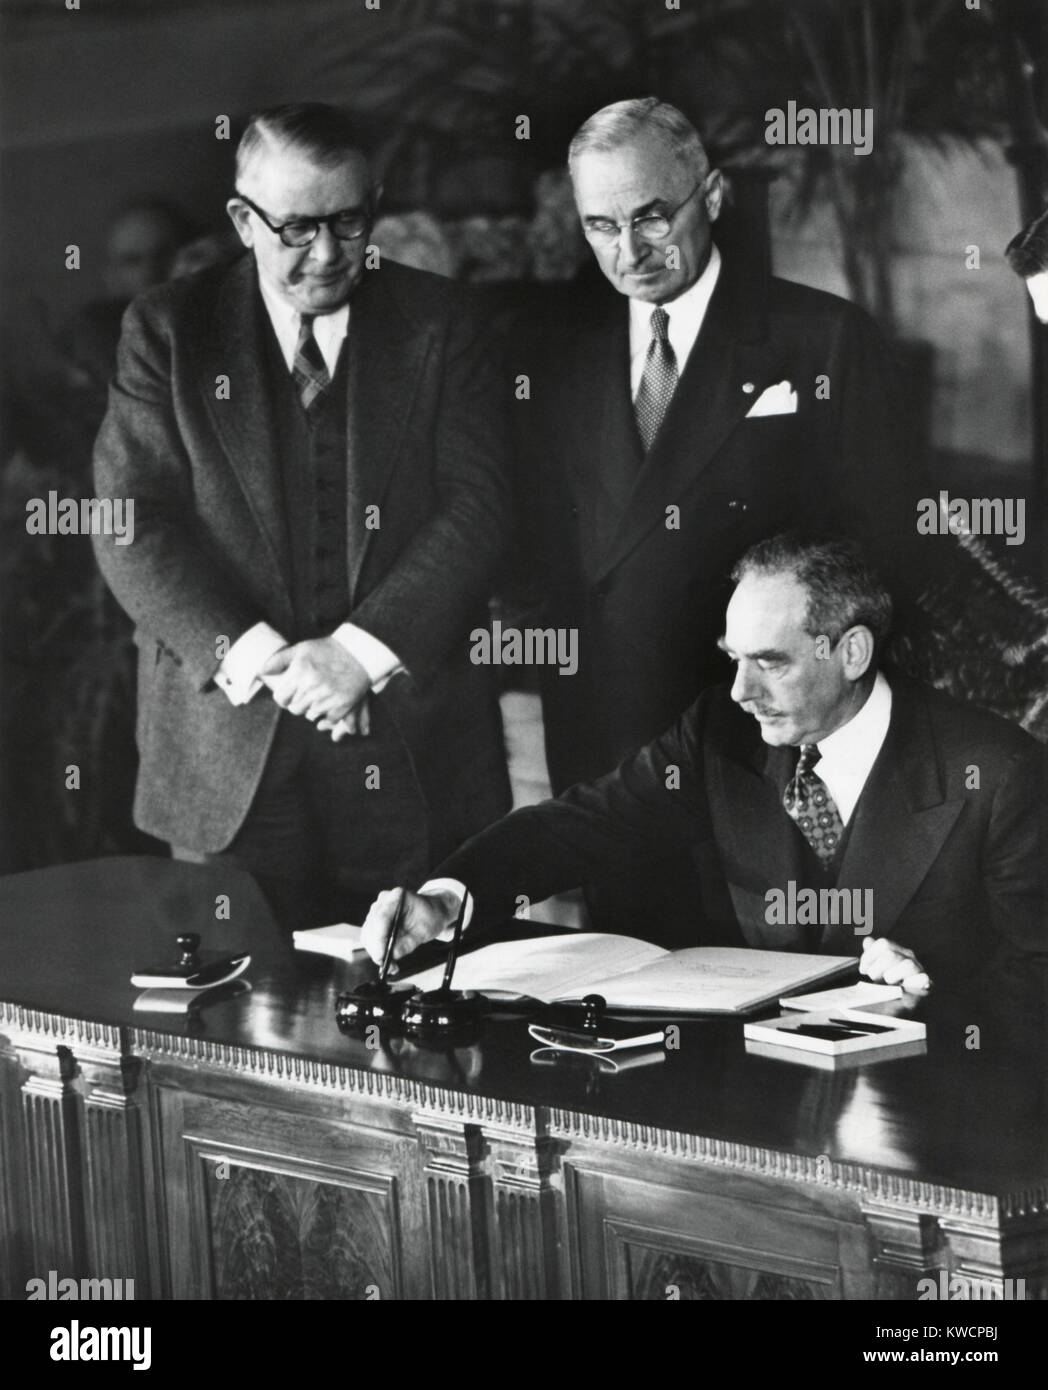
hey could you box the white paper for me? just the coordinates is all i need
[399,931,666,1001]
[744,1008,926,1055]
[780,981,902,1012]
[402,936,851,1014]
[133,980,252,1013]
[575,947,854,1013]
[292,923,365,960]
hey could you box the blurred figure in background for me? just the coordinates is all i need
[370,211,459,278]
[453,214,531,284]
[169,226,243,280]
[527,169,588,284]
[103,199,191,301]
[1,199,194,871]
[61,200,194,412]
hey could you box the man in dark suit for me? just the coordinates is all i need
[1006,204,1048,325]
[92,103,511,927]
[512,98,925,939]
[1006,205,1048,487]
[361,536,1044,988]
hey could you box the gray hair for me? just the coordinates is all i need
[731,533,893,656]
[568,98,709,177]
[235,102,370,189]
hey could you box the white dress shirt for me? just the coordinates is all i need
[811,672,893,826]
[257,275,349,377]
[629,243,721,398]
[214,275,402,707]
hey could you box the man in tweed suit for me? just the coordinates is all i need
[92,104,511,927]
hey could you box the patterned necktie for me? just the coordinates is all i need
[292,315,330,414]
[783,744,845,866]
[634,305,679,452]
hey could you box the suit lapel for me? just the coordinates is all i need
[714,722,809,948]
[199,258,291,587]
[559,299,637,491]
[824,683,964,950]
[343,268,433,599]
[592,254,785,585]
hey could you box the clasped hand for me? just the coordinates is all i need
[260,637,371,741]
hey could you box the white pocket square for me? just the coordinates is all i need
[745,380,798,417]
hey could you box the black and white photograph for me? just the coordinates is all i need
[0,0,1045,1345]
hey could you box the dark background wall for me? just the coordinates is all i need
[1,1,403,345]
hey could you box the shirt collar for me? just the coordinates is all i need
[816,670,893,775]
[629,242,721,339]
[256,271,349,376]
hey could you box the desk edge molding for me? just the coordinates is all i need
[3,998,1046,1225]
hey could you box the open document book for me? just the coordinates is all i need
[400,932,855,1015]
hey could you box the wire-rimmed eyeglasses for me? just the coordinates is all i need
[582,176,708,245]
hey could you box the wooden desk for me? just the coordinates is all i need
[1,858,1045,1300]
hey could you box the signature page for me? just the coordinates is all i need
[400,932,667,1001]
[569,948,855,1014]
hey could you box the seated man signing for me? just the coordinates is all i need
[362,535,1045,992]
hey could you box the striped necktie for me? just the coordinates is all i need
[634,305,678,452]
[783,744,845,866]
[292,315,330,414]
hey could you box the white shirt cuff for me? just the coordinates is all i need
[418,878,474,940]
[214,623,287,705]
[331,623,404,693]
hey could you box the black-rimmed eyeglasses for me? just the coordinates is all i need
[583,176,708,245]
[234,190,371,247]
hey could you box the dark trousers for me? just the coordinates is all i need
[173,705,429,931]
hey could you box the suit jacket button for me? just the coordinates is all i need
[728,499,748,511]
[742,381,756,394]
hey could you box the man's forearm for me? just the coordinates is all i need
[432,804,590,929]
[432,717,706,928]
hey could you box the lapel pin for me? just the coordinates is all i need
[742,382,756,394]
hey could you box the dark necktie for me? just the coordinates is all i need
[292,315,330,414]
[783,744,845,866]
[634,305,679,452]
